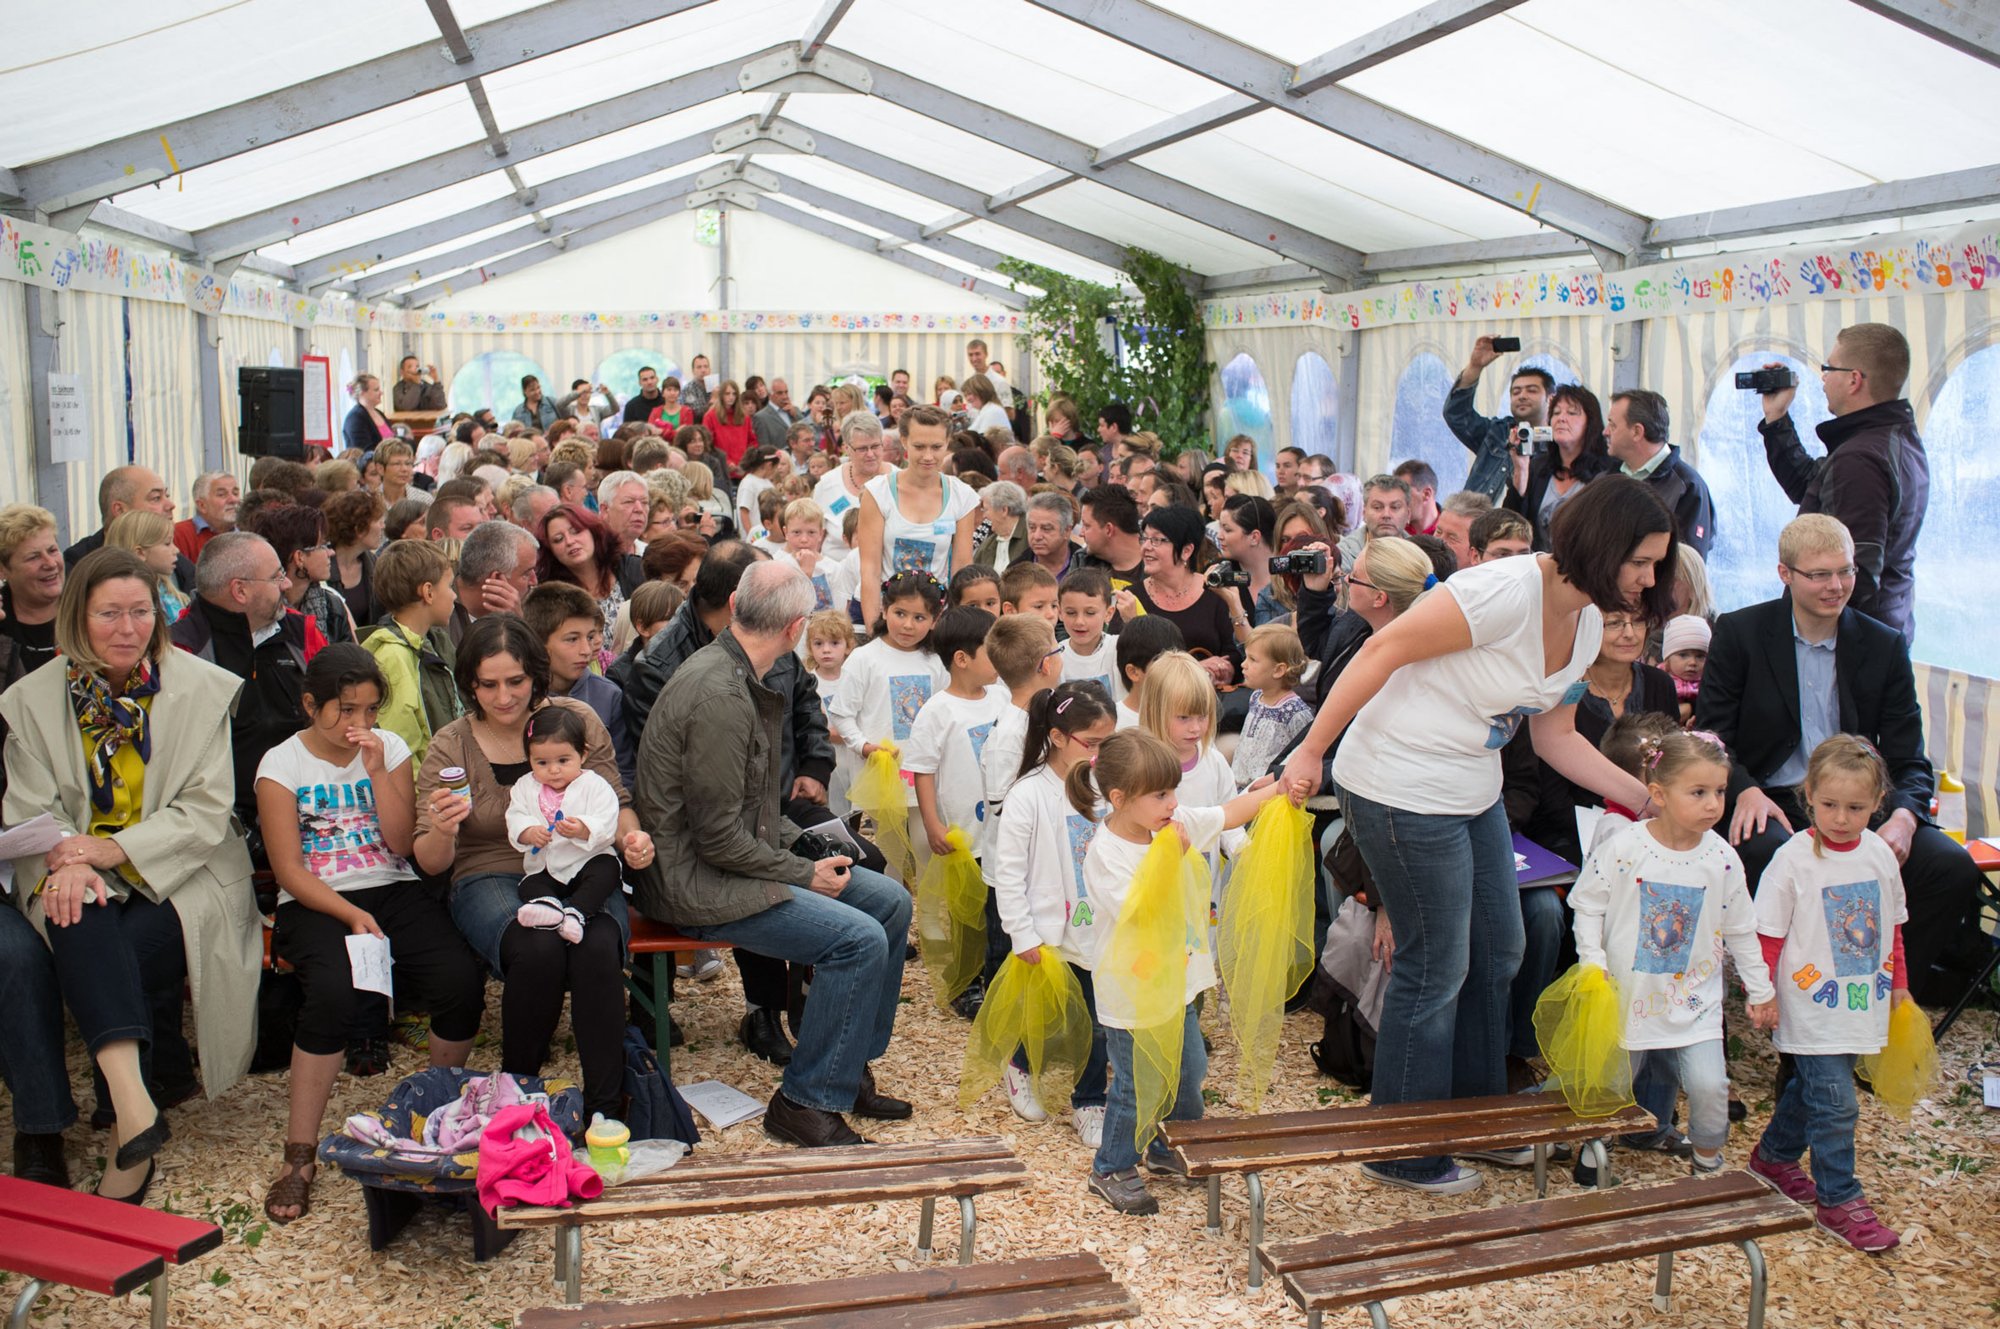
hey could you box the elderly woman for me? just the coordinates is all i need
[2,548,258,1203]
[412,616,655,1121]
[812,410,893,560]
[972,481,1028,569]
[1024,490,1078,580]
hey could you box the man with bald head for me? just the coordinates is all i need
[996,445,1037,492]
[65,464,197,592]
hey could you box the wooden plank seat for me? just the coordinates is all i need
[514,1252,1139,1329]
[497,1136,1030,1305]
[624,915,734,1074]
[1261,1171,1810,1329]
[0,1175,223,1329]
[1159,1092,1657,1286]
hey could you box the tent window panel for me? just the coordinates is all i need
[1219,352,1273,467]
[1915,343,2000,676]
[451,351,551,424]
[1698,351,1830,617]
[1290,351,1339,465]
[1390,352,1468,499]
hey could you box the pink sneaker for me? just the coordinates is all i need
[1816,1197,1900,1253]
[517,897,567,932]
[1748,1150,1817,1204]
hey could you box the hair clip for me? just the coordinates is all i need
[1639,736,1667,771]
[1054,695,1074,715]
[1422,573,1438,590]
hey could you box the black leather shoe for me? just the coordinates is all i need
[852,1065,913,1121]
[739,1009,794,1066]
[98,1158,155,1206]
[12,1131,69,1189]
[113,1113,172,1172]
[764,1091,867,1148]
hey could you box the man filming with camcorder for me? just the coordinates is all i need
[1444,334,1553,503]
[1746,322,1929,639]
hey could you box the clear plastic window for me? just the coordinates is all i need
[1914,342,1999,675]
[1697,351,1830,615]
[1290,351,1338,466]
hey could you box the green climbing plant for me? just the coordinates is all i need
[1001,247,1210,458]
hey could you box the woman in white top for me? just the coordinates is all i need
[1279,476,1678,1195]
[962,374,1012,438]
[856,404,980,630]
[813,410,894,560]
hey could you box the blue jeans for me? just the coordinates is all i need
[677,867,910,1115]
[1757,1052,1860,1206]
[0,907,76,1135]
[1341,791,1522,1180]
[1095,999,1207,1176]
[1510,887,1567,1060]
[1011,962,1109,1110]
[1632,1040,1730,1153]
[452,872,630,975]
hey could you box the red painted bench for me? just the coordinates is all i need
[625,915,734,1075]
[0,1175,222,1329]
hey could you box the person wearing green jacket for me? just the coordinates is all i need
[360,540,461,767]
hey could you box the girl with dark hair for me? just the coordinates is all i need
[1130,506,1242,685]
[1507,382,1616,550]
[1279,475,1679,1195]
[252,501,357,644]
[255,643,483,1223]
[411,614,656,1121]
[536,502,626,646]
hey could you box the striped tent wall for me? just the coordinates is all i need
[0,284,33,509]
[126,297,205,526]
[1204,324,1352,470]
[1915,663,2000,841]
[49,289,130,540]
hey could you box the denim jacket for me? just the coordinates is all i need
[1442,382,1516,503]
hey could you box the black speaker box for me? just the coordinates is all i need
[238,366,304,459]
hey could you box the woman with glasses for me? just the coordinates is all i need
[252,502,357,645]
[813,410,894,560]
[1,549,259,1203]
[1281,477,1679,1197]
[1130,506,1241,687]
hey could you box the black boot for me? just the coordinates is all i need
[764,1091,866,1148]
[739,1009,794,1066]
[851,1065,913,1121]
[12,1131,69,1189]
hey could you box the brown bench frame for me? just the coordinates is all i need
[497,1137,1028,1304]
[1159,1092,1656,1286]
[1259,1172,1807,1329]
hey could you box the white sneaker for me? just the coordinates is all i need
[1072,1105,1105,1148]
[1003,1064,1047,1122]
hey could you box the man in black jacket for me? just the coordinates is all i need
[63,466,197,594]
[1695,515,1977,1004]
[1754,323,1928,641]
[1605,390,1714,557]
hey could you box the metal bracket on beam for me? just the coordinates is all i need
[45,203,94,233]
[687,184,766,210]
[711,117,817,156]
[737,47,873,95]
[439,37,476,65]
[695,161,781,193]
[921,213,973,240]
[511,182,537,206]
[876,237,909,253]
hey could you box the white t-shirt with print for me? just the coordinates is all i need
[978,701,1031,860]
[813,468,864,559]
[1755,830,1908,1056]
[1059,635,1124,704]
[774,549,857,619]
[1333,554,1603,817]
[1077,806,1225,1029]
[988,764,1100,959]
[1570,821,1776,1051]
[864,470,980,584]
[902,685,1010,838]
[815,668,861,815]
[826,637,948,806]
[256,731,417,904]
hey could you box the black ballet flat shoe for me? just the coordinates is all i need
[113,1114,171,1172]
[98,1158,156,1206]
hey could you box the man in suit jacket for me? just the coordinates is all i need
[63,465,197,593]
[1696,514,1977,1003]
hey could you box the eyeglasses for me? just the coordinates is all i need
[88,607,156,627]
[1137,533,1172,548]
[234,570,292,587]
[1784,563,1858,586]
[1819,364,1864,377]
[1602,616,1645,634]
[1341,574,1378,593]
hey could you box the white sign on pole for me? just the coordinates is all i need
[47,372,88,464]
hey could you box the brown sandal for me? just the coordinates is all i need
[265,1142,317,1224]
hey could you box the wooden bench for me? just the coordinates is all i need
[624,915,734,1073]
[0,1175,223,1329]
[498,1136,1030,1305]
[514,1252,1138,1329]
[1160,1092,1657,1286]
[1261,1171,1810,1329]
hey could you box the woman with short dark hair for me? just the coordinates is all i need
[1507,383,1615,550]
[1130,506,1242,685]
[253,501,357,644]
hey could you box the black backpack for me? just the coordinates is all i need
[622,1025,701,1146]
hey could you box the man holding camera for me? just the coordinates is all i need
[1444,336,1553,503]
[633,561,912,1148]
[1603,389,1715,556]
[1753,324,1928,640]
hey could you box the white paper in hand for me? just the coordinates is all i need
[346,933,394,998]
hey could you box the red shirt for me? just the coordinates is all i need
[172,517,217,564]
[649,404,695,431]
[704,408,755,466]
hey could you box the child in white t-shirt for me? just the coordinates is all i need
[1591,712,1683,853]
[1749,737,1909,1254]
[1140,652,1248,893]
[806,609,860,815]
[1230,624,1313,790]
[777,499,856,625]
[1570,730,1777,1172]
[1058,569,1124,704]
[508,707,622,945]
[949,565,1002,617]
[1066,729,1294,1213]
[1111,616,1185,732]
[978,613,1062,861]
[906,607,1008,854]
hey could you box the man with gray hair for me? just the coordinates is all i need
[1433,490,1493,572]
[450,520,539,644]
[995,445,1037,493]
[597,470,652,571]
[973,480,1029,569]
[511,483,559,532]
[812,410,891,559]
[65,464,198,592]
[634,560,913,1147]
[752,377,806,451]
[174,470,241,563]
[1025,489,1079,578]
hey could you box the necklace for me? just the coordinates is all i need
[1587,663,1633,710]
[1145,573,1201,609]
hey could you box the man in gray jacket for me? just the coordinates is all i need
[632,562,912,1148]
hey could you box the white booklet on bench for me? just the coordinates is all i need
[679,1080,766,1130]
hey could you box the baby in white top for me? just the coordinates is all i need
[509,708,620,945]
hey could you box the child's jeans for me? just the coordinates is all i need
[1009,961,1109,1110]
[1756,1052,1861,1206]
[1095,998,1207,1177]
[1633,1040,1730,1153]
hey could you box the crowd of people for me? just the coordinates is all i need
[0,325,1977,1255]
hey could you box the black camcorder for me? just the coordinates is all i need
[1735,367,1796,394]
[1268,550,1325,577]
[1205,560,1251,589]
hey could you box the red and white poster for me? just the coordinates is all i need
[302,353,333,451]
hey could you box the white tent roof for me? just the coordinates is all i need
[6,0,1997,301]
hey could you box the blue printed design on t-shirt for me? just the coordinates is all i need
[1484,705,1538,749]
[890,536,937,575]
[810,573,832,611]
[1633,879,1705,975]
[1066,813,1095,895]
[888,674,932,740]
[966,720,994,768]
[1820,879,1883,977]
[828,495,852,516]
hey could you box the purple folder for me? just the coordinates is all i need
[1512,833,1578,889]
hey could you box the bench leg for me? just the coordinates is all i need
[1533,1142,1549,1198]
[1653,1251,1674,1313]
[958,1196,977,1266]
[150,1272,169,1329]
[9,1279,46,1329]
[653,954,673,1081]
[1205,1174,1222,1236]
[1246,1172,1267,1290]
[1583,1138,1615,1190]
[1738,1239,1768,1329]
[916,1195,936,1258]
[1306,1312,1322,1329]
[1366,1301,1392,1329]
[560,1227,584,1306]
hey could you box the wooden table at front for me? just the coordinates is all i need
[386,410,443,432]
[1159,1092,1657,1287]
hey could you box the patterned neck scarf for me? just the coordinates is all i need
[68,660,161,812]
